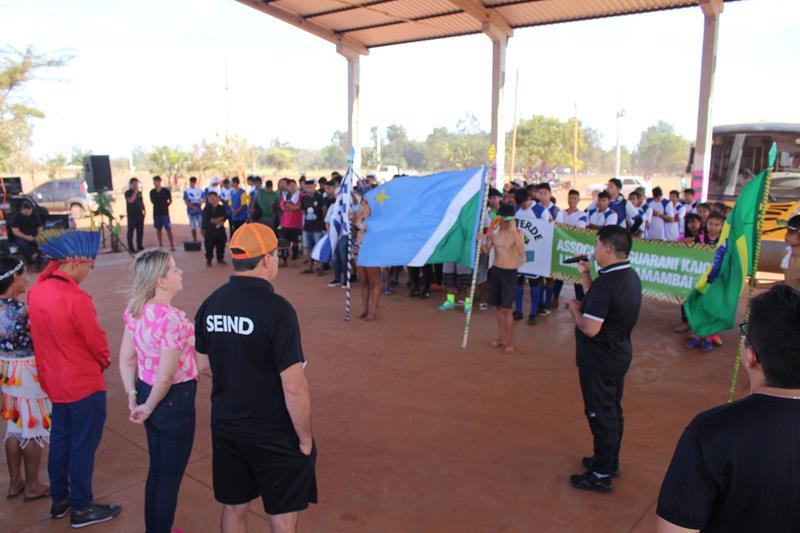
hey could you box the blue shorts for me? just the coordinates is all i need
[154,215,171,230]
[188,213,203,230]
[303,231,324,251]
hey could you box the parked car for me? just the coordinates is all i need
[586,176,652,198]
[29,178,97,219]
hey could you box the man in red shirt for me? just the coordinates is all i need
[279,179,303,267]
[28,231,122,528]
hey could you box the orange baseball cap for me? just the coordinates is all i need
[230,223,279,259]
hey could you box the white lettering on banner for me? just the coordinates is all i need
[635,268,696,289]
[515,210,554,277]
[206,315,255,335]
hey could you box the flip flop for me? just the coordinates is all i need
[22,490,50,503]
[6,487,24,499]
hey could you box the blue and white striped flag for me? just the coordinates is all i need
[311,164,353,263]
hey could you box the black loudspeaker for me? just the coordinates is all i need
[84,155,113,193]
[184,240,202,252]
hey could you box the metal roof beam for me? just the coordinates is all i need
[447,0,513,38]
[235,0,369,55]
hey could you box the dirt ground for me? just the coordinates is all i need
[1,200,753,533]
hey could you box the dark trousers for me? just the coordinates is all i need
[332,235,350,283]
[14,237,39,265]
[205,231,226,262]
[574,283,585,301]
[409,265,432,294]
[49,391,107,511]
[515,277,542,316]
[578,368,625,475]
[231,219,246,234]
[137,379,196,533]
[127,216,144,251]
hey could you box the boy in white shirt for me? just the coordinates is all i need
[556,189,588,301]
[646,187,675,241]
[664,190,685,241]
[587,192,618,230]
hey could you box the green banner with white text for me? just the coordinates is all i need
[550,224,717,304]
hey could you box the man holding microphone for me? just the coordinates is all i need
[566,225,642,493]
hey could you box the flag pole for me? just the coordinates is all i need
[344,159,354,322]
[461,148,495,349]
[726,142,776,402]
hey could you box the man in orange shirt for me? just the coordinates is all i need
[28,231,122,528]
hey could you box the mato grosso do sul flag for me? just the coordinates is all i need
[357,167,487,268]
[683,167,768,337]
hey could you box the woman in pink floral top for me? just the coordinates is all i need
[118,249,202,533]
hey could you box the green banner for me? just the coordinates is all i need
[550,224,717,303]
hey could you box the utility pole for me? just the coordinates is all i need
[615,108,626,177]
[509,69,520,181]
[573,103,578,188]
[224,56,230,144]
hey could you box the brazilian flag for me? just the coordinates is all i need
[683,164,770,337]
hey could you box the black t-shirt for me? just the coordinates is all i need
[10,212,42,238]
[657,394,800,532]
[124,189,145,218]
[202,204,228,236]
[575,261,642,377]
[301,192,325,232]
[194,276,305,441]
[149,188,172,217]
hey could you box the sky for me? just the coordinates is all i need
[3,0,799,159]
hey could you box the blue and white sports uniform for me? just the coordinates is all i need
[556,209,588,229]
[646,198,674,241]
[588,208,618,228]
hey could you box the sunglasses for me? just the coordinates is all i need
[739,322,760,363]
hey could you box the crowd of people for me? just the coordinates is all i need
[1,225,316,532]
[1,166,800,531]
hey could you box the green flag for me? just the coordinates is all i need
[683,169,767,337]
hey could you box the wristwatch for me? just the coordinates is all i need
[127,389,137,397]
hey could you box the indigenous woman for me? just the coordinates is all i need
[119,249,199,533]
[354,195,382,320]
[0,257,50,501]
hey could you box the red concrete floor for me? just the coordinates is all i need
[1,223,750,532]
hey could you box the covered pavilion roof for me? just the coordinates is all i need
[236,0,737,53]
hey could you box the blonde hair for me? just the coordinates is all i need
[127,249,172,318]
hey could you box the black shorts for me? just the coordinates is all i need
[212,431,318,515]
[280,228,302,243]
[488,267,517,309]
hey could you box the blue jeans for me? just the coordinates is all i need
[137,379,197,533]
[332,235,350,283]
[49,391,107,511]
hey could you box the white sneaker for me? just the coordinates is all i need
[328,281,341,287]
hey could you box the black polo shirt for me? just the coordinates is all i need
[195,276,305,441]
[10,212,42,238]
[575,261,642,377]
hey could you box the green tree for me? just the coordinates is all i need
[43,153,67,179]
[69,146,93,166]
[0,46,70,171]
[511,115,583,175]
[633,121,690,174]
[219,136,257,178]
[149,145,191,186]
[264,146,292,172]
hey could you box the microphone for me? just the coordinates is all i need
[563,253,594,264]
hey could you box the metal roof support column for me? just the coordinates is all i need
[692,0,723,202]
[489,31,508,188]
[339,46,363,174]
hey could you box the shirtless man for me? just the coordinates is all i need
[482,204,526,352]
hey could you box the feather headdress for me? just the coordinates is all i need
[36,230,101,283]
[38,230,100,262]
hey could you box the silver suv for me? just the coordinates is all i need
[30,178,97,219]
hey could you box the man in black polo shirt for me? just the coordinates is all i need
[201,191,228,267]
[566,225,642,493]
[194,223,316,533]
[124,178,145,252]
[10,200,43,266]
[656,285,800,533]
